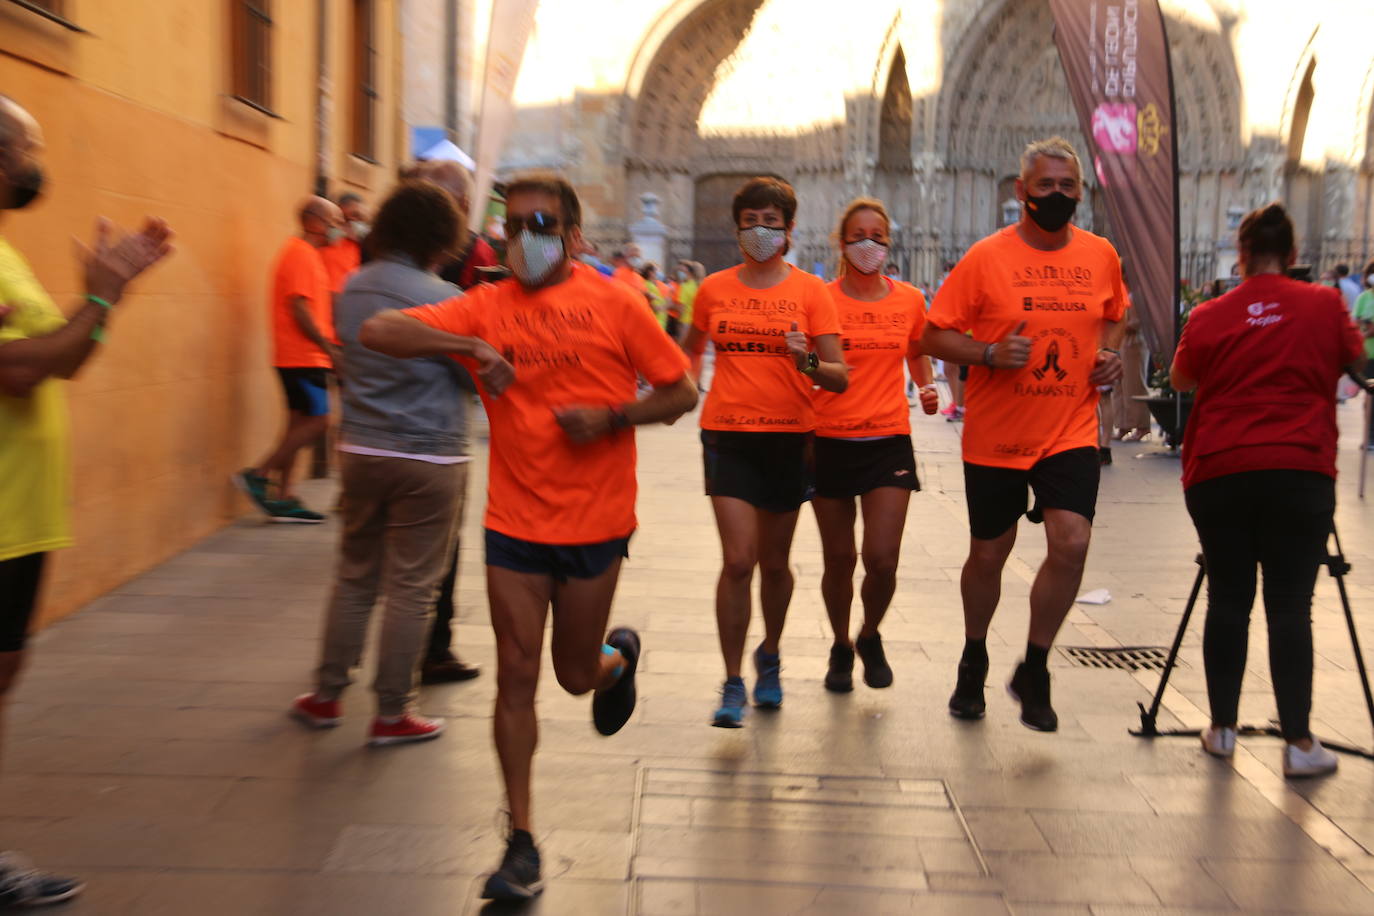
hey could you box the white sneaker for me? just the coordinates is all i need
[1283,738,1338,778]
[1200,725,1236,758]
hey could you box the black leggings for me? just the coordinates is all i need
[1185,470,1334,742]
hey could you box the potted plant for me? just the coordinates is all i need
[1135,283,1201,448]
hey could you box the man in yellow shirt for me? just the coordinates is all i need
[0,94,172,908]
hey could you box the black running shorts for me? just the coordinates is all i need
[963,446,1100,540]
[813,435,919,500]
[701,429,814,513]
[0,553,47,652]
[484,528,631,582]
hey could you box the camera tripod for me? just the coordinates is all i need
[1132,526,1374,762]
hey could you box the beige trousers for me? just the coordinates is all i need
[1111,334,1151,432]
[315,452,466,716]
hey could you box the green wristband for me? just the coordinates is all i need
[87,295,112,342]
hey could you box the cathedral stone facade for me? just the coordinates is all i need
[500,0,1374,288]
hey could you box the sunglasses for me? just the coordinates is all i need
[505,211,561,236]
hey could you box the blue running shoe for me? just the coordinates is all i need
[753,644,783,708]
[712,677,747,728]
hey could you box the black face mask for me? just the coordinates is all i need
[1024,191,1077,232]
[3,162,44,210]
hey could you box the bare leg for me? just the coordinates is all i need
[487,566,554,833]
[256,412,330,499]
[960,527,1017,639]
[549,559,625,696]
[711,497,759,679]
[812,497,858,647]
[857,487,911,637]
[1027,509,1092,647]
[756,508,801,654]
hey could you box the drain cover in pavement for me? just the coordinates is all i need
[1059,645,1176,671]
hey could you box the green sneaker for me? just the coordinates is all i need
[267,498,325,524]
[232,469,273,515]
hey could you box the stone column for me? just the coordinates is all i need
[629,192,669,269]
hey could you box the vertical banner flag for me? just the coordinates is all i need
[471,0,540,231]
[1049,0,1180,355]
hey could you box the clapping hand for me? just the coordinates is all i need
[78,217,174,307]
[1089,348,1124,386]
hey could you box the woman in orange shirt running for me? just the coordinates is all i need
[683,176,848,727]
[812,199,939,692]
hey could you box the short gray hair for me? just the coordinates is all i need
[1020,136,1082,179]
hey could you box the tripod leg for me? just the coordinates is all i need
[1329,527,1374,734]
[1361,393,1369,499]
[1139,555,1206,734]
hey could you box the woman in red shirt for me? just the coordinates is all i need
[811,198,938,692]
[1171,203,1363,778]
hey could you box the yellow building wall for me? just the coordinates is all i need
[0,0,404,626]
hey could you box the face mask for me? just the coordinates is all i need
[1367,275,1374,287]
[326,226,345,243]
[350,220,370,240]
[628,256,644,269]
[509,229,565,286]
[844,238,889,275]
[1024,191,1078,232]
[738,225,786,262]
[3,162,43,210]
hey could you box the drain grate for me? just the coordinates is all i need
[1059,645,1178,671]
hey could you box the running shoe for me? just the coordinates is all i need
[1283,738,1338,778]
[0,853,84,908]
[289,693,341,729]
[945,406,965,422]
[368,713,445,747]
[855,632,893,688]
[938,403,957,418]
[267,498,326,524]
[712,677,747,728]
[824,644,855,693]
[1200,725,1236,758]
[948,659,988,720]
[232,468,273,516]
[592,627,640,736]
[752,644,783,708]
[1007,661,1058,732]
[481,830,543,900]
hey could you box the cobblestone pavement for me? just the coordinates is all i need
[7,394,1374,914]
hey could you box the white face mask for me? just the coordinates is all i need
[350,220,370,240]
[508,230,565,287]
[738,226,786,262]
[844,239,889,275]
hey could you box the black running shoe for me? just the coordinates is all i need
[0,852,84,907]
[824,644,854,693]
[480,830,543,901]
[1008,661,1058,732]
[855,632,893,688]
[948,659,988,720]
[592,627,640,736]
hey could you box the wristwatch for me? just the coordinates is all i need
[801,352,819,375]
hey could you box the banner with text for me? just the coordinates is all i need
[1050,0,1179,355]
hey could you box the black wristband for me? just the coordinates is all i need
[607,406,631,430]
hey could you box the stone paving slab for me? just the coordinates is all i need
[7,399,1374,912]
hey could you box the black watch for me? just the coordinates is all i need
[801,352,819,375]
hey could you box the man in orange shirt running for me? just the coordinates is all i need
[922,137,1126,733]
[236,197,342,523]
[361,174,697,902]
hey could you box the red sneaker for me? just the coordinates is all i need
[289,693,341,729]
[369,713,445,747]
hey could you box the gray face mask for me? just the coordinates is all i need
[508,229,566,287]
[738,225,786,262]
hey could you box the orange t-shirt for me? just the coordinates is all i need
[270,236,335,368]
[402,262,690,545]
[614,266,647,295]
[693,265,841,432]
[927,225,1127,469]
[814,277,925,438]
[320,239,361,293]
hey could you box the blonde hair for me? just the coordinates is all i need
[1019,136,1082,179]
[833,197,891,276]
